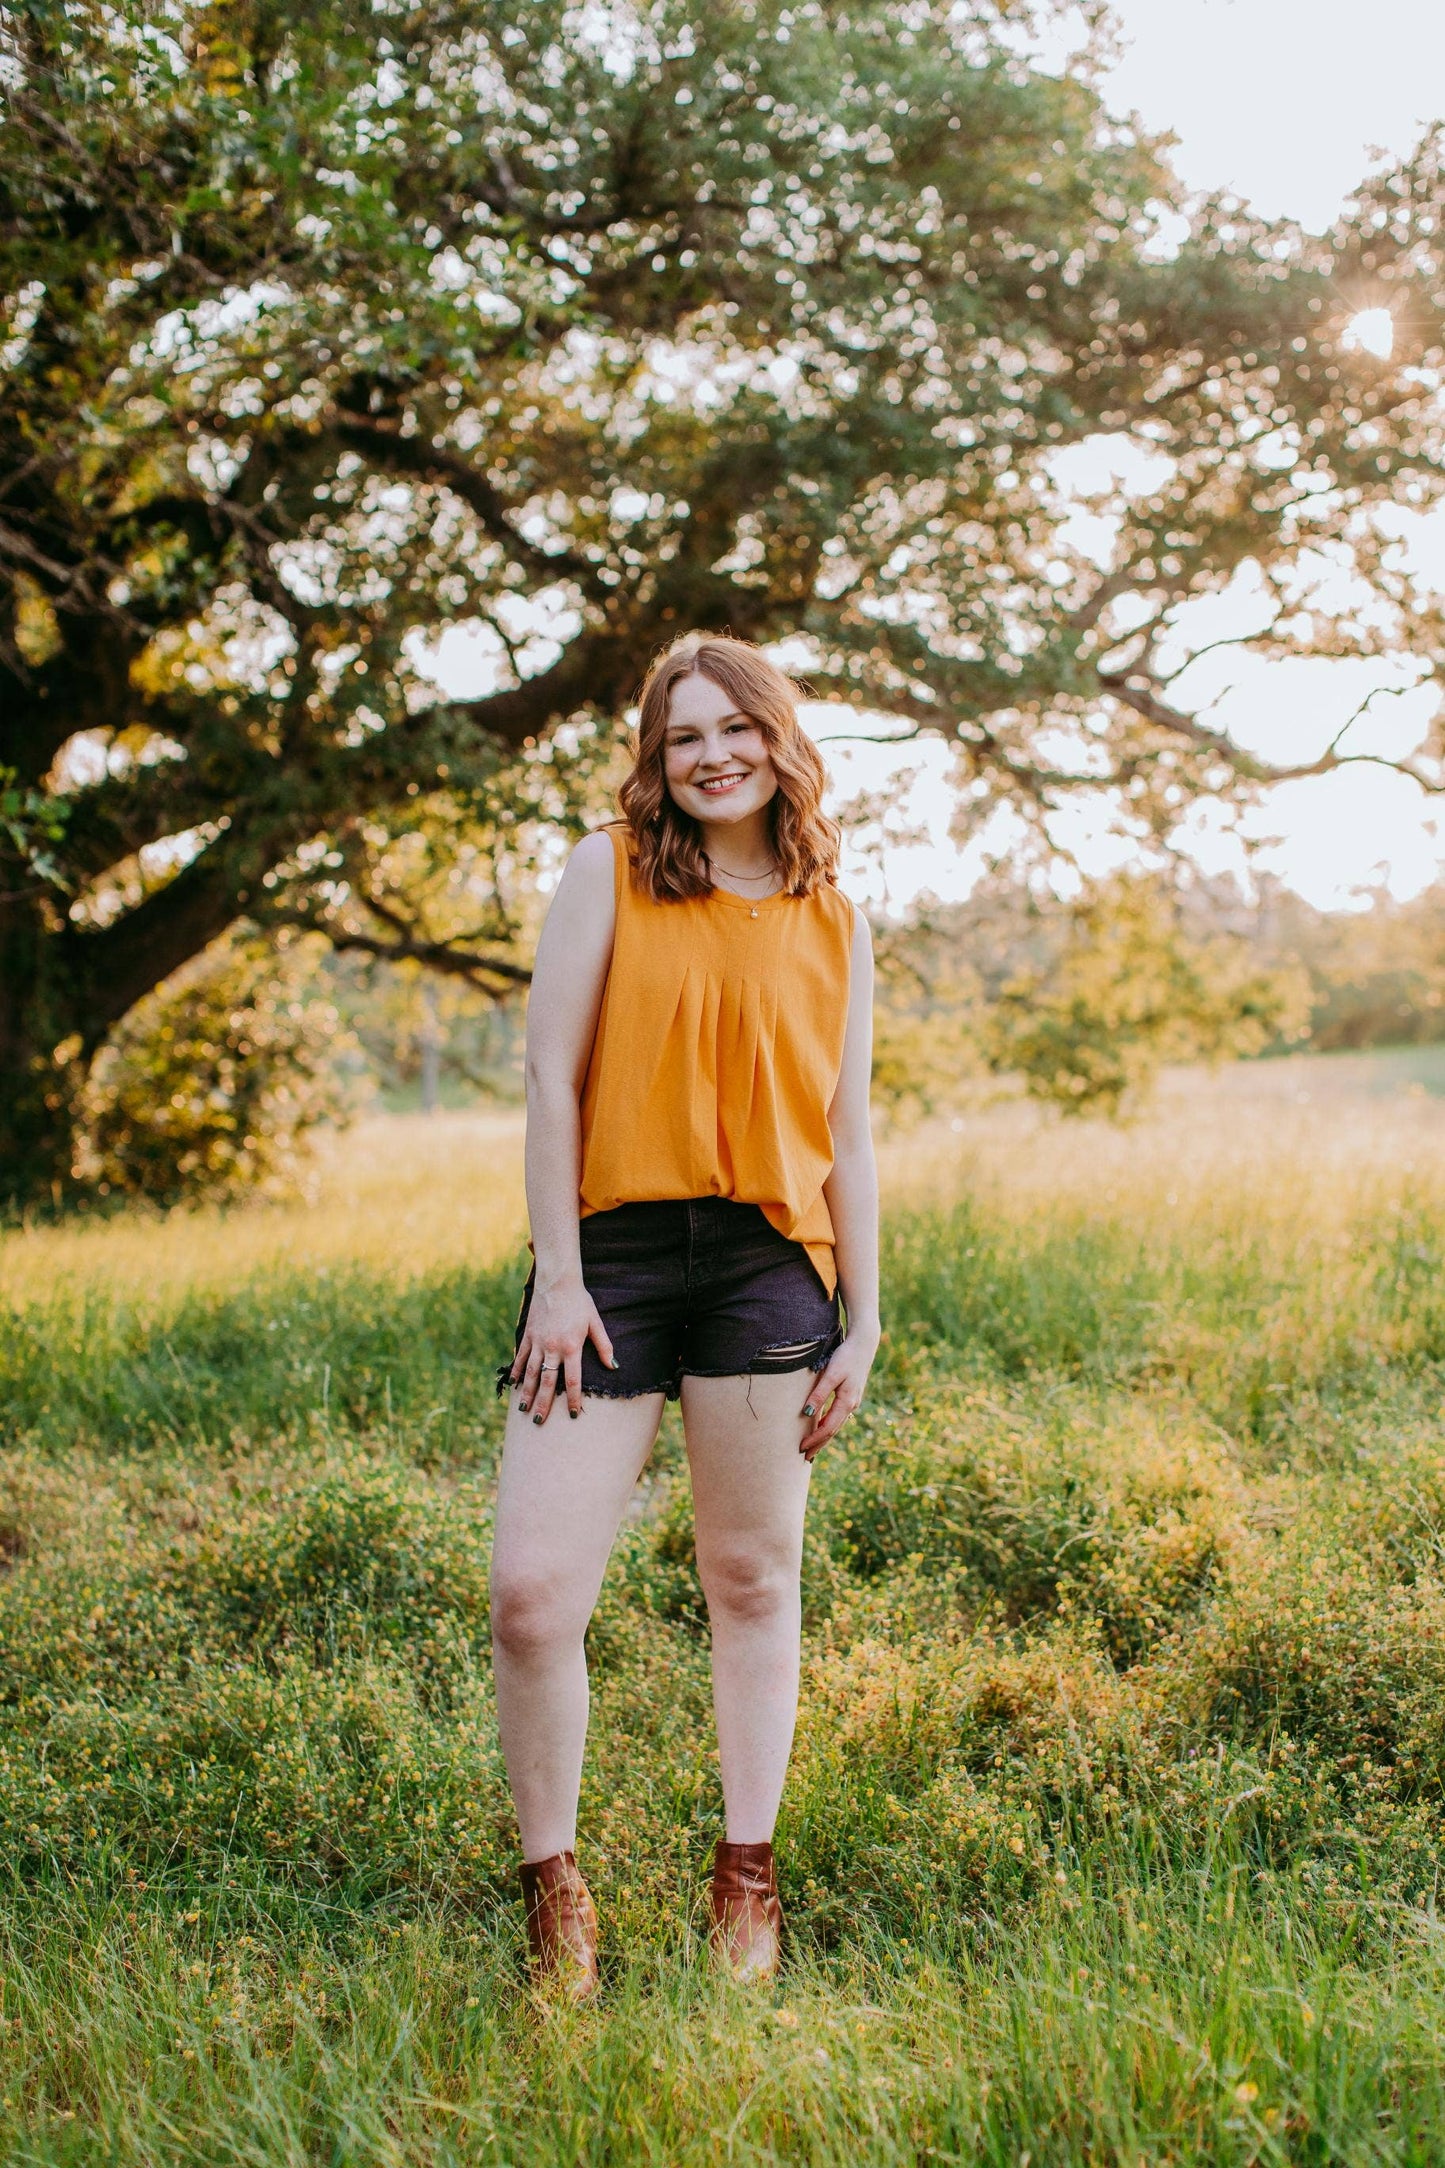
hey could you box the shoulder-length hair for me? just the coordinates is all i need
[616,632,841,901]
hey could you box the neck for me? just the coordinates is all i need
[698,808,775,874]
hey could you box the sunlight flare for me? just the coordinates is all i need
[1342,306,1395,359]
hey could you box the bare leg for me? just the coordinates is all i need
[681,1372,815,1845]
[490,1390,664,1861]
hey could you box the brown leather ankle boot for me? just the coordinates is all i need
[709,1839,783,1983]
[518,1849,599,2003]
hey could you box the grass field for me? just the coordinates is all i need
[3,1047,1445,2163]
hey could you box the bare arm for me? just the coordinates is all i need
[801,904,880,1458]
[508,828,619,1422]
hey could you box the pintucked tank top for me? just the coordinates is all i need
[577,824,856,1295]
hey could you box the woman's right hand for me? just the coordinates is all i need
[509,1273,617,1423]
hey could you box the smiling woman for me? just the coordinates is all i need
[665,677,780,845]
[617,635,844,905]
[487,631,880,2001]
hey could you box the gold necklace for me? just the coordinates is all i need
[706,855,778,882]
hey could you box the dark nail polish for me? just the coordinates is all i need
[532,1413,543,1425]
[569,1409,579,1420]
[802,1404,815,1418]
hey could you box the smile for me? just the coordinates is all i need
[697,772,751,795]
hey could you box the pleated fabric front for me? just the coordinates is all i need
[578,823,856,1295]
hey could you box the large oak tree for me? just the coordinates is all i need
[3,0,1443,1199]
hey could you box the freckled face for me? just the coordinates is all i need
[661,671,779,827]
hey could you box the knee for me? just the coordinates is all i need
[698,1545,799,1628]
[489,1567,581,1662]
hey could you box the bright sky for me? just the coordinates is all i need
[1101,0,1445,231]
[821,0,1445,915]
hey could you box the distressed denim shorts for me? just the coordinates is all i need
[494,1197,844,1403]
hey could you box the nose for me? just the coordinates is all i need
[696,734,740,771]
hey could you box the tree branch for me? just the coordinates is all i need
[444,628,639,748]
[277,915,532,991]
[65,843,264,1046]
[328,409,602,592]
[1066,568,1139,634]
[0,622,146,782]
[1097,670,1444,791]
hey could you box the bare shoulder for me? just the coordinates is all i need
[546,827,617,918]
[536,827,617,967]
[530,831,620,1054]
[562,827,618,886]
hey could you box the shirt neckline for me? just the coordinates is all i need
[705,882,793,911]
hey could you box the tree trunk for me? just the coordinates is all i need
[418,980,442,1115]
[0,890,85,1208]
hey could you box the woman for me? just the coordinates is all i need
[491,630,879,2000]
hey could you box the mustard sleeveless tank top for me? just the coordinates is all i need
[577,823,856,1295]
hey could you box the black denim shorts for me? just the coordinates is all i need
[494,1197,844,1403]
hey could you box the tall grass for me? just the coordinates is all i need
[0,1108,529,1305]
[1,1048,1444,2161]
[8,1058,1443,1461]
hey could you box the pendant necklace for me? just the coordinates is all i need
[706,853,780,917]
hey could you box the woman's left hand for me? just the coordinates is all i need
[797,1329,879,1461]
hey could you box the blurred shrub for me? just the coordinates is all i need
[865,870,1313,1124]
[0,1648,512,1895]
[870,999,987,1126]
[171,1453,492,1671]
[0,1450,493,1699]
[1186,1562,1445,1774]
[986,875,1307,1117]
[75,938,364,1204]
[1266,877,1445,1052]
[869,927,988,1127]
[807,1399,1237,1665]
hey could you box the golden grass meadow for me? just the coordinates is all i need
[3,1046,1445,2164]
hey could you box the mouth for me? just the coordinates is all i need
[696,771,751,796]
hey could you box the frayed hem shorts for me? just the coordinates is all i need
[494,1197,844,1404]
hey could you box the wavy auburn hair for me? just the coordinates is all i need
[617,632,841,901]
